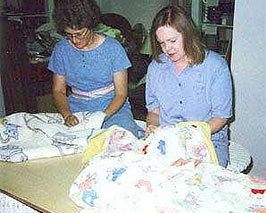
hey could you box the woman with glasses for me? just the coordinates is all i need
[145,5,233,167]
[48,0,144,138]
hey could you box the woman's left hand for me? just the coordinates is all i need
[171,158,188,166]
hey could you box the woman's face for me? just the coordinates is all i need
[64,27,92,49]
[156,25,187,63]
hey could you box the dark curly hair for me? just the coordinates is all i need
[151,5,205,66]
[53,0,101,33]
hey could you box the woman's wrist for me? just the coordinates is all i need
[63,114,79,126]
[144,124,158,138]
[63,113,72,120]
[146,110,160,127]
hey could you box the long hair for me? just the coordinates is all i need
[53,0,101,33]
[150,5,205,65]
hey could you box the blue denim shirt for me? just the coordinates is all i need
[146,50,233,166]
[47,36,144,138]
[48,36,132,112]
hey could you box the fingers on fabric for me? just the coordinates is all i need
[171,158,188,167]
[144,125,158,138]
[64,114,79,127]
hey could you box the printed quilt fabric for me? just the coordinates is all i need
[69,123,265,213]
[0,111,105,162]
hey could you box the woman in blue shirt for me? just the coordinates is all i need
[145,5,233,167]
[48,0,143,138]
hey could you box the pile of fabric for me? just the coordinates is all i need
[0,111,105,162]
[69,123,266,213]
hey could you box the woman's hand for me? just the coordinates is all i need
[144,124,158,138]
[171,158,188,166]
[53,74,76,126]
[171,158,201,167]
[64,114,79,127]
[145,109,160,138]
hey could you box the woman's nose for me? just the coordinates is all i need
[72,36,77,42]
[165,43,172,51]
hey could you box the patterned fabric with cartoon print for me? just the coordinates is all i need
[0,111,106,162]
[69,124,266,213]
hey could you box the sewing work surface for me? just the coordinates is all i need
[0,112,265,213]
[0,153,83,213]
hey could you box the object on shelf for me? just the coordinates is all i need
[94,23,123,42]
[100,13,132,43]
[207,6,223,24]
[25,23,61,63]
[205,2,234,25]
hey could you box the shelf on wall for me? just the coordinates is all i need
[191,0,234,64]
[201,22,233,29]
[3,12,47,17]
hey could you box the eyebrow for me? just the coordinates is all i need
[65,29,87,35]
[157,36,179,43]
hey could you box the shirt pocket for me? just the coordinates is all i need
[193,81,205,95]
[192,78,208,106]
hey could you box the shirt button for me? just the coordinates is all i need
[180,101,183,104]
[179,83,181,87]
[83,65,85,67]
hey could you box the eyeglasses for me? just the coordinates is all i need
[64,28,89,40]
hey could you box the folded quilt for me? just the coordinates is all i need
[0,111,106,162]
[69,123,265,213]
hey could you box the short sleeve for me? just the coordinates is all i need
[110,39,131,72]
[210,62,233,118]
[48,42,66,76]
[145,62,159,111]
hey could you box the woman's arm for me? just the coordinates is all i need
[52,74,79,126]
[146,108,160,127]
[207,117,228,134]
[145,108,160,138]
[104,70,128,120]
[208,60,232,134]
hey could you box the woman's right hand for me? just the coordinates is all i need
[64,114,79,127]
[145,109,160,138]
[144,124,158,138]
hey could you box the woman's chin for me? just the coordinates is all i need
[71,41,86,50]
[74,44,85,49]
[167,54,185,63]
[168,55,178,62]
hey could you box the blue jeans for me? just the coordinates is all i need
[69,95,145,138]
[102,107,145,139]
[211,125,230,168]
[213,142,229,168]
